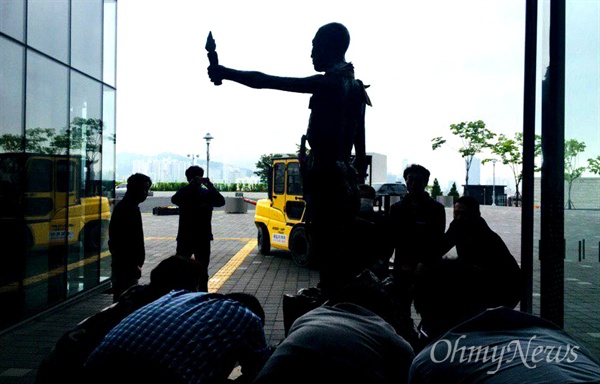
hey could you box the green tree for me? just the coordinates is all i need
[431,178,443,200]
[1,120,112,167]
[254,154,276,183]
[448,182,460,202]
[432,120,496,188]
[26,127,58,153]
[588,155,600,175]
[564,139,587,209]
[0,133,25,152]
[254,153,295,183]
[1,120,114,195]
[486,132,523,206]
[53,118,106,168]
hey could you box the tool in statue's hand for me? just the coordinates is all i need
[205,31,221,86]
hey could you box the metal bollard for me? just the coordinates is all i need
[578,240,582,262]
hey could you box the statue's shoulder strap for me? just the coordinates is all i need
[356,79,372,107]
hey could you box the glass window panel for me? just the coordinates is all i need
[25,159,52,193]
[103,0,117,87]
[70,71,103,195]
[102,87,116,198]
[68,71,103,296]
[563,0,600,358]
[532,0,550,319]
[0,0,118,332]
[23,158,53,216]
[24,52,70,312]
[0,37,24,152]
[27,0,69,63]
[0,152,27,329]
[25,51,69,154]
[72,0,102,79]
[287,162,302,196]
[274,163,285,194]
[56,159,74,193]
[0,0,25,42]
[100,86,115,282]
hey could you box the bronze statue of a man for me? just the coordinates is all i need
[208,22,371,296]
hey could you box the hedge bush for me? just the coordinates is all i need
[152,181,268,192]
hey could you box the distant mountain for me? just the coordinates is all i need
[116,152,256,182]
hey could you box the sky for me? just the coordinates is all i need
[115,0,599,192]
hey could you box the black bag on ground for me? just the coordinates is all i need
[282,287,325,337]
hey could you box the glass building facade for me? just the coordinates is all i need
[0,0,116,331]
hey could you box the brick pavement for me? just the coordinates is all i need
[0,205,598,383]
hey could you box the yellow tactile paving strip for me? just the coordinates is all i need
[144,236,256,292]
[146,237,253,243]
[208,239,257,292]
[0,250,111,293]
[0,237,255,294]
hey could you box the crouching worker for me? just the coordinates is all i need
[254,271,415,384]
[410,259,600,383]
[84,291,274,384]
[34,255,207,384]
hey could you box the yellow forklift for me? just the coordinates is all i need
[254,154,374,267]
[0,153,111,252]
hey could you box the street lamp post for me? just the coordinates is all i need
[187,153,199,166]
[492,159,497,206]
[203,132,213,178]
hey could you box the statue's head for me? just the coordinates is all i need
[311,22,350,72]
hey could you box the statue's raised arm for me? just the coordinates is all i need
[205,32,221,86]
[205,23,372,297]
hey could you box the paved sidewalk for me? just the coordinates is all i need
[0,206,598,383]
[0,210,320,384]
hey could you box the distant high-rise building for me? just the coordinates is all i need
[468,157,481,185]
[367,152,387,184]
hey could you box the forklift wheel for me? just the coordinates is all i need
[289,226,312,267]
[257,224,271,255]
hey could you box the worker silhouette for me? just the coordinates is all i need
[171,165,225,270]
[208,22,371,297]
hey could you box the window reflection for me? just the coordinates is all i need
[26,159,52,193]
[0,0,25,42]
[27,0,69,63]
[24,52,70,309]
[102,87,116,199]
[25,51,69,153]
[72,0,102,79]
[0,0,116,332]
[100,87,115,283]
[0,154,27,328]
[71,72,103,195]
[0,37,24,148]
[68,72,104,296]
